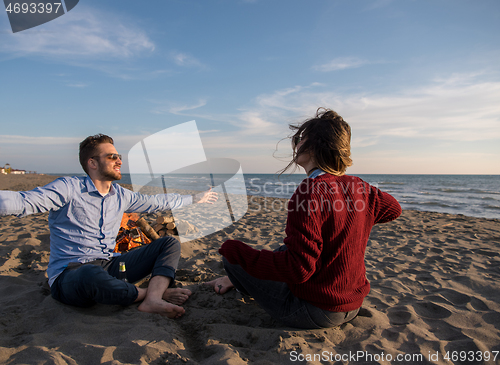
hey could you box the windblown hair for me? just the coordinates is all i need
[79,134,114,174]
[280,108,352,176]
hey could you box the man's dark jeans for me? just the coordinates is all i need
[50,236,180,307]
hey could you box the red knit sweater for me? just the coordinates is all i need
[219,174,402,312]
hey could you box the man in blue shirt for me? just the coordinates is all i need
[0,134,217,318]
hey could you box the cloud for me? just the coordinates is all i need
[144,73,499,173]
[227,83,326,137]
[237,74,500,143]
[200,134,275,150]
[170,52,206,69]
[348,76,500,142]
[0,6,155,61]
[98,68,173,81]
[237,111,280,135]
[66,82,89,88]
[312,57,369,72]
[151,99,208,115]
[145,72,500,145]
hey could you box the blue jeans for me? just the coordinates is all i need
[50,236,180,307]
[223,246,359,329]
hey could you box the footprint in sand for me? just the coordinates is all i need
[438,289,471,305]
[387,307,415,325]
[428,321,469,341]
[412,301,452,319]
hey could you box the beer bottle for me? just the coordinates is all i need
[118,261,128,282]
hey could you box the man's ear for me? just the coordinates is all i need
[88,158,98,172]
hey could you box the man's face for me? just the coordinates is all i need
[93,143,122,181]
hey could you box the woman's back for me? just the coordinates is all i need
[284,173,402,312]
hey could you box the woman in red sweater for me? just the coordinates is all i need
[207,108,402,329]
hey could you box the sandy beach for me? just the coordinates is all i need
[0,174,499,364]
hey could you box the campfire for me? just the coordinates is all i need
[114,213,199,253]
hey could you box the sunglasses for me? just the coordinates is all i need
[92,153,122,161]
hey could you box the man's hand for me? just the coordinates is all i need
[193,188,218,204]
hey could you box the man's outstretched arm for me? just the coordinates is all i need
[122,186,218,214]
[0,178,71,217]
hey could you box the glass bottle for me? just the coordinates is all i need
[118,261,128,282]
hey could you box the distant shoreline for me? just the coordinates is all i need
[2,173,499,221]
[0,173,63,192]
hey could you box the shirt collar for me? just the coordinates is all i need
[308,169,326,179]
[84,176,116,197]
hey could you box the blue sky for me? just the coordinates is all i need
[0,0,499,175]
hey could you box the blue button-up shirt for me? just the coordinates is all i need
[0,176,192,286]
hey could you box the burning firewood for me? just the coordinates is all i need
[136,217,160,241]
[114,213,152,253]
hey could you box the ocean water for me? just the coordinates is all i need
[357,174,500,220]
[109,173,500,220]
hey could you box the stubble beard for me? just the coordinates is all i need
[98,164,122,182]
[105,170,122,181]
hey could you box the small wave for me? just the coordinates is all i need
[437,188,464,193]
[418,201,455,209]
[437,187,500,195]
[470,189,500,195]
[378,182,406,185]
[179,177,202,181]
[479,196,499,201]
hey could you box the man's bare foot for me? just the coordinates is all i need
[205,276,234,294]
[137,298,185,319]
[163,288,192,305]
